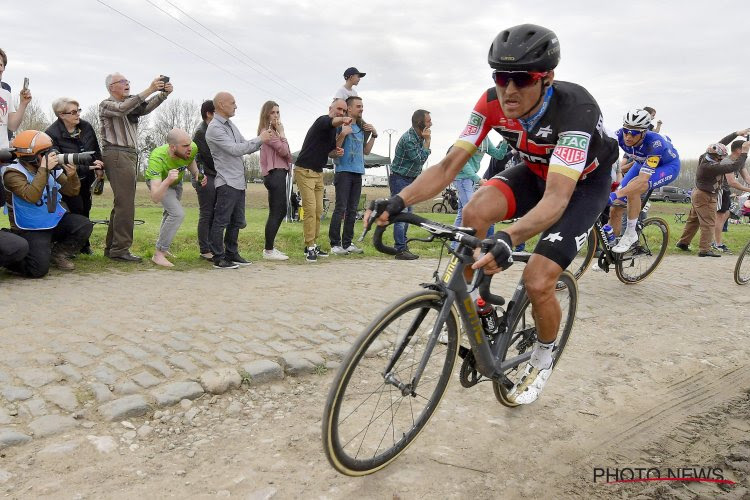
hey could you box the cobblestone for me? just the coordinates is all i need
[16,368,60,388]
[168,355,200,376]
[1,386,33,402]
[132,372,161,388]
[18,398,47,419]
[0,430,31,449]
[98,395,151,421]
[145,360,173,378]
[28,415,77,438]
[151,382,204,407]
[41,386,78,412]
[102,354,137,372]
[280,353,315,376]
[89,383,114,403]
[92,366,118,385]
[119,345,149,361]
[241,360,283,384]
[63,352,94,368]
[55,364,83,383]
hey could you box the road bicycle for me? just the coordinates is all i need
[321,212,578,476]
[734,238,750,285]
[431,186,459,214]
[568,191,669,284]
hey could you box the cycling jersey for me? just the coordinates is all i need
[616,130,679,176]
[454,81,619,182]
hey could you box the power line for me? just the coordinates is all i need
[164,0,322,107]
[94,0,318,114]
[145,0,320,111]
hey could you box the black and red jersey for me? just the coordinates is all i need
[454,81,618,182]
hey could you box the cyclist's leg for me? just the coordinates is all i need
[509,163,610,404]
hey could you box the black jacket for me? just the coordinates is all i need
[193,121,216,176]
[45,119,102,185]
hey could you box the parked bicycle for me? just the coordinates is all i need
[568,190,669,284]
[321,212,578,476]
[734,238,750,285]
[431,186,459,213]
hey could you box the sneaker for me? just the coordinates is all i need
[698,250,721,257]
[330,245,349,256]
[213,259,239,269]
[345,244,364,254]
[675,242,691,252]
[314,245,329,257]
[507,362,553,405]
[716,244,731,253]
[51,251,75,271]
[305,246,318,262]
[263,249,289,261]
[395,250,419,260]
[612,231,638,253]
[199,252,214,261]
[514,242,526,252]
[227,254,252,266]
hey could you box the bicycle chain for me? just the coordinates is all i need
[459,351,483,388]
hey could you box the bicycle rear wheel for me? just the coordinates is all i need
[322,290,460,476]
[615,217,669,284]
[432,202,448,213]
[567,227,597,282]
[734,239,750,285]
[493,271,578,407]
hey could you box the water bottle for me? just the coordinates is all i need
[476,298,499,335]
[602,224,616,247]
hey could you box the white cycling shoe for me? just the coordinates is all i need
[612,231,639,253]
[507,362,553,405]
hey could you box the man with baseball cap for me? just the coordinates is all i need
[334,67,366,100]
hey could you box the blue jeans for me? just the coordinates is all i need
[389,172,416,252]
[453,178,476,228]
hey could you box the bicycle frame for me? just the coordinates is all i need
[383,242,532,395]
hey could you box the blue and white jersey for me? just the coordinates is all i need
[616,130,679,175]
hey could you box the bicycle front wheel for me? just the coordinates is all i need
[432,202,447,213]
[322,290,460,476]
[493,271,578,407]
[615,217,669,284]
[734,239,750,285]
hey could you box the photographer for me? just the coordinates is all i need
[145,129,205,267]
[99,73,171,262]
[1,130,93,277]
[45,97,103,254]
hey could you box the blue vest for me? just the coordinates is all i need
[2,162,66,230]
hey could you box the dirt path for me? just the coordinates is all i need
[0,255,748,499]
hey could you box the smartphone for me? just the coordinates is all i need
[160,76,170,83]
[22,77,29,91]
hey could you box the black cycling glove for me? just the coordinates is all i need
[485,231,514,271]
[373,195,406,219]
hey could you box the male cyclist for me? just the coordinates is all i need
[376,24,619,404]
[609,109,680,252]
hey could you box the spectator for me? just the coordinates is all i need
[453,136,506,229]
[99,73,171,262]
[483,142,515,237]
[334,67,365,100]
[45,97,103,254]
[1,130,93,277]
[0,48,31,148]
[388,109,432,260]
[643,106,662,133]
[714,138,750,252]
[676,131,749,257]
[206,92,272,269]
[295,98,352,262]
[145,129,206,267]
[329,96,376,255]
[192,100,217,261]
[257,100,292,261]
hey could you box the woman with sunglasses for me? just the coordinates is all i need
[374,24,619,405]
[45,98,103,254]
[609,108,681,253]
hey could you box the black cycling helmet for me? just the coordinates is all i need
[488,24,561,72]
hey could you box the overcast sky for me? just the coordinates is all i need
[4,0,750,174]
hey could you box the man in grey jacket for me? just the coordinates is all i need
[206,92,272,269]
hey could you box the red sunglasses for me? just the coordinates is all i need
[492,71,548,88]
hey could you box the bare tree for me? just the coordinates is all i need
[81,105,102,147]
[244,153,261,182]
[150,99,200,146]
[16,99,52,133]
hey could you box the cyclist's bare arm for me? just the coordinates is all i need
[376,147,471,224]
[473,171,576,273]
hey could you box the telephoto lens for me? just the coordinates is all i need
[58,151,96,166]
[0,148,17,163]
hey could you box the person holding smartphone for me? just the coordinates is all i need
[144,128,205,267]
[257,100,292,261]
[0,48,32,149]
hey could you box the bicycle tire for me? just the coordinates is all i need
[322,289,460,476]
[493,271,578,407]
[567,227,597,282]
[431,202,447,213]
[734,239,750,285]
[614,217,669,284]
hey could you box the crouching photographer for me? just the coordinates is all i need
[0,130,93,277]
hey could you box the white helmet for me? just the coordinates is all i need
[622,109,652,130]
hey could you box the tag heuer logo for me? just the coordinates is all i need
[468,112,484,127]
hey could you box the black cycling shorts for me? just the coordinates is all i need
[486,163,612,270]
[717,188,731,213]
